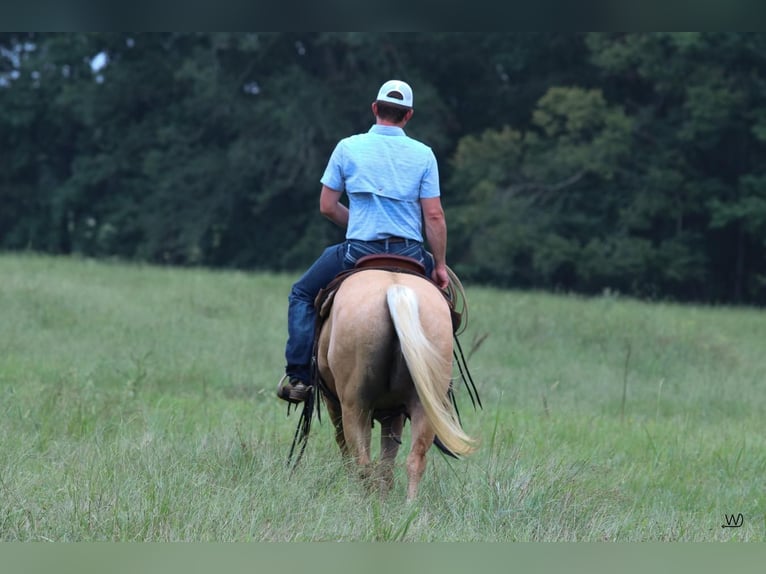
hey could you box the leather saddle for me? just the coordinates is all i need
[314,254,462,332]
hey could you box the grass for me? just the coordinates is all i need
[1,252,764,541]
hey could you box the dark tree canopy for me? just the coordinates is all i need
[2,33,765,304]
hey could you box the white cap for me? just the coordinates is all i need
[376,80,413,109]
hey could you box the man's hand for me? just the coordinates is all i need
[432,264,450,290]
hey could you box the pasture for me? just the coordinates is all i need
[0,253,764,541]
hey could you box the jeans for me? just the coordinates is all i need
[285,239,434,382]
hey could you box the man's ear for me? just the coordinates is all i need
[371,102,378,117]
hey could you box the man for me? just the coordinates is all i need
[278,79,450,404]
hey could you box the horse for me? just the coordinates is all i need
[315,266,476,500]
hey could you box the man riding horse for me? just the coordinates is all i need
[278,79,450,403]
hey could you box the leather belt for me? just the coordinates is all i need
[367,236,408,244]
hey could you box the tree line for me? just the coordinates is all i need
[2,33,765,304]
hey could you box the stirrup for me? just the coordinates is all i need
[276,374,311,404]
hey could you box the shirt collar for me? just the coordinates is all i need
[369,124,406,136]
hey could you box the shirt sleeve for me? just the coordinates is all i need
[319,141,346,192]
[418,151,440,198]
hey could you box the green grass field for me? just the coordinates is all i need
[1,253,764,541]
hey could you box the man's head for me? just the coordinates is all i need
[373,79,414,125]
[376,80,413,109]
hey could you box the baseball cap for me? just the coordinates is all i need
[376,80,413,109]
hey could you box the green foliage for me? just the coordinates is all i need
[447,33,766,303]
[447,86,634,291]
[2,33,766,303]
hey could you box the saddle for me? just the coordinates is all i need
[313,254,462,332]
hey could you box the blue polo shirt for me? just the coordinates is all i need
[320,124,440,242]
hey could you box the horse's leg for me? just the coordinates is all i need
[341,401,374,483]
[377,414,405,496]
[405,406,435,502]
[317,314,352,460]
[324,399,349,458]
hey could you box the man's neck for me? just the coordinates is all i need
[376,119,406,128]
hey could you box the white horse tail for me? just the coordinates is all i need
[386,284,476,457]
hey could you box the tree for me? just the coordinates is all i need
[2,33,765,304]
[447,33,766,303]
[447,86,634,291]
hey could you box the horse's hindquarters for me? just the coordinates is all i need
[320,272,400,406]
[316,269,470,499]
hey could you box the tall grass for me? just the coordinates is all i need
[1,253,764,541]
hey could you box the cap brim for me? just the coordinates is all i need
[376,99,413,110]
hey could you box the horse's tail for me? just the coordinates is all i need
[386,284,476,457]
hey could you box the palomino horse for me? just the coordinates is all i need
[315,267,476,500]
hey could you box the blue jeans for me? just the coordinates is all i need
[285,239,434,382]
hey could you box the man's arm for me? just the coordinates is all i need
[319,185,349,229]
[421,196,449,289]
